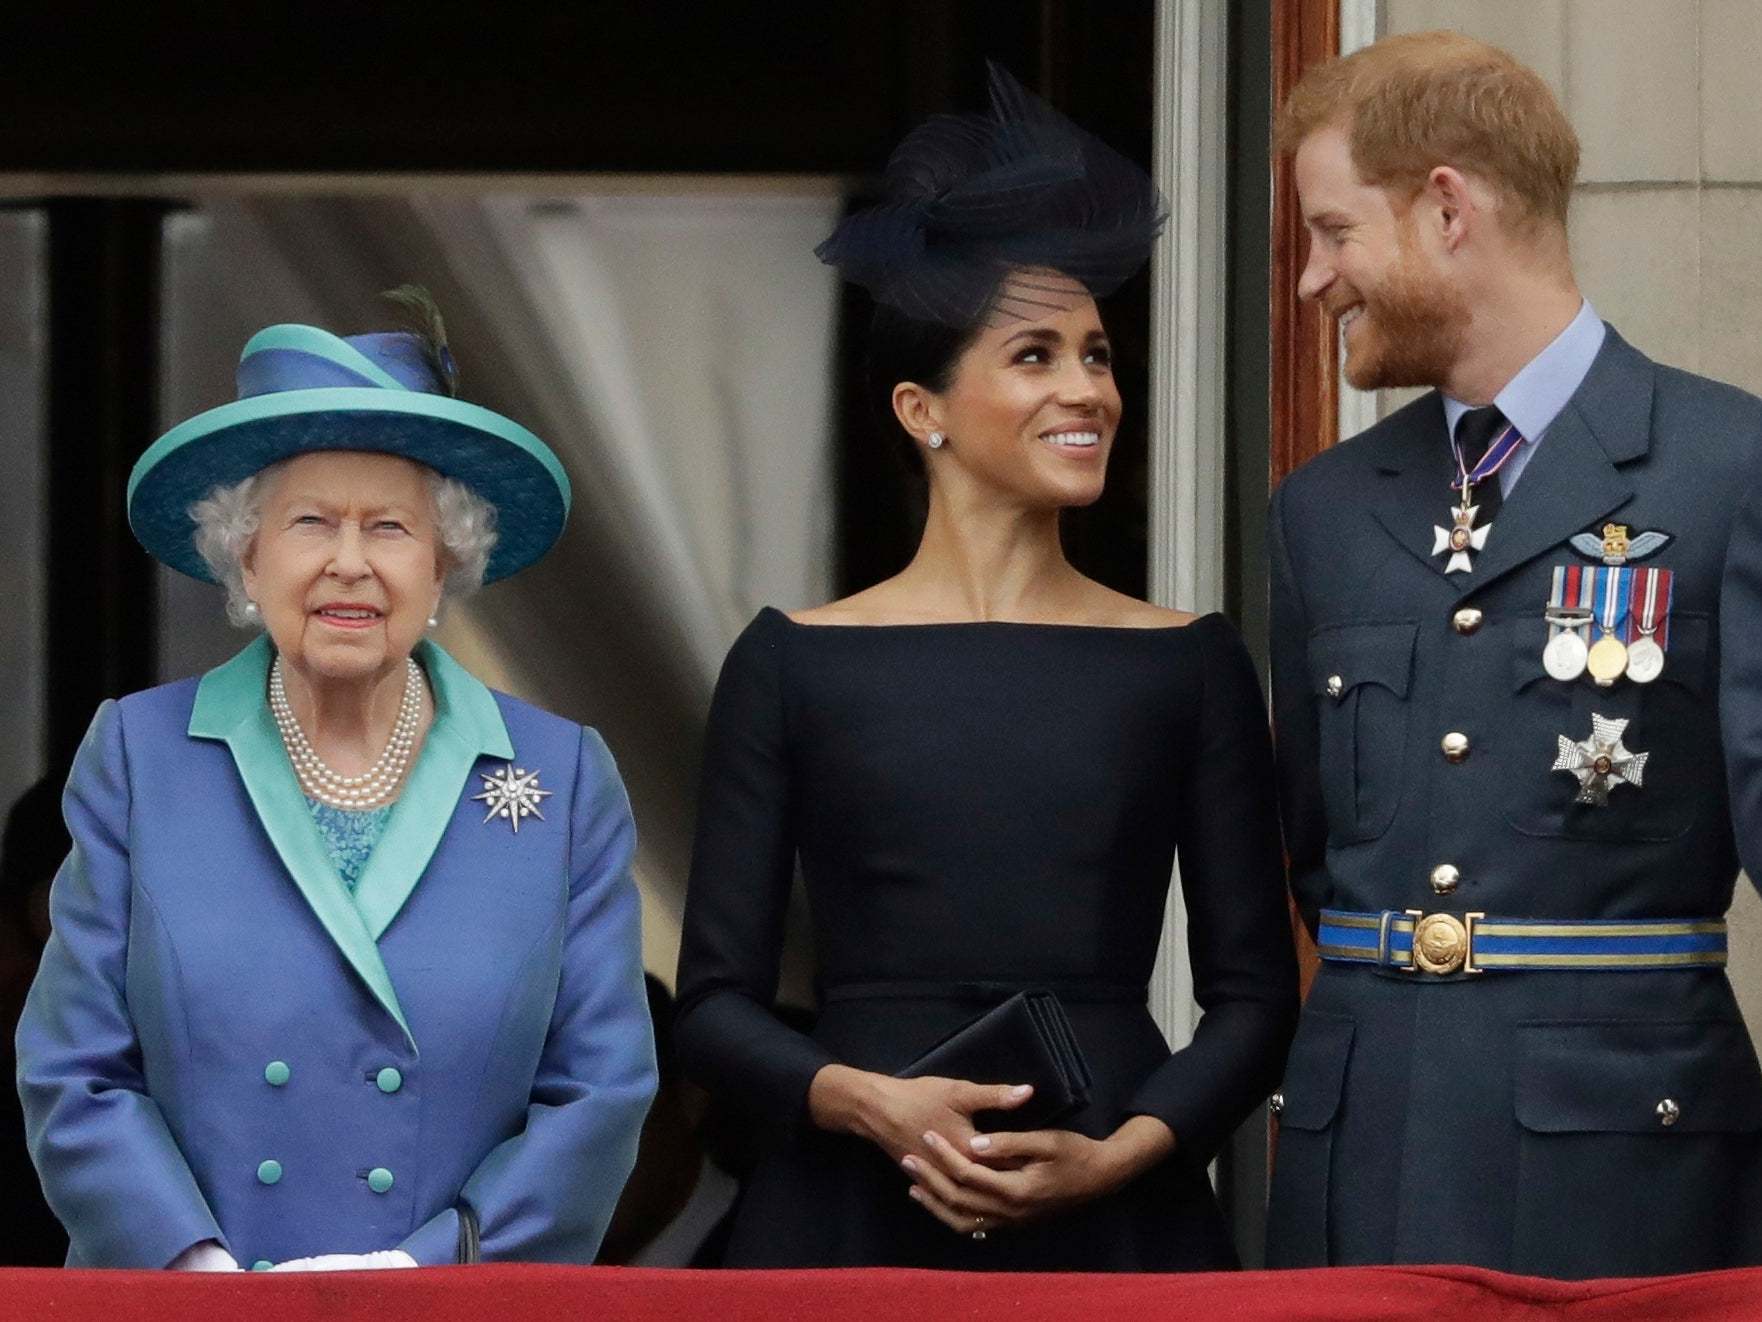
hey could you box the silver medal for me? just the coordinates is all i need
[1543,630,1589,681]
[1626,636,1665,684]
[1624,567,1670,685]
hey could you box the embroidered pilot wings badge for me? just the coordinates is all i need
[1569,523,1671,567]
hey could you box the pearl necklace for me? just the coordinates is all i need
[269,656,423,809]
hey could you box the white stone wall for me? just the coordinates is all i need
[1381,0,1762,1037]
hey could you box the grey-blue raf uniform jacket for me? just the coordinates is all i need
[1264,327,1762,1278]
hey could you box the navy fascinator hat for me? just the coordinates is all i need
[815,61,1167,329]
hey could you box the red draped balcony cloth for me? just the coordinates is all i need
[3,1263,1761,1321]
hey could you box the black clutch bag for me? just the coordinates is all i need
[896,991,1093,1132]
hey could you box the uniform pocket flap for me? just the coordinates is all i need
[1511,615,1553,691]
[1277,1011,1355,1131]
[1515,1019,1762,1134]
[1308,622,1417,700]
[1656,612,1710,693]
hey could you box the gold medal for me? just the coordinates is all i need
[1584,564,1633,688]
[1586,635,1628,687]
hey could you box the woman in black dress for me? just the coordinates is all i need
[674,65,1297,1271]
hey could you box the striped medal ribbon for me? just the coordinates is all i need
[1625,566,1673,684]
[1586,565,1632,687]
[1544,563,1596,681]
[1451,419,1525,498]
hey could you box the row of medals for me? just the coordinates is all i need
[1541,608,1664,686]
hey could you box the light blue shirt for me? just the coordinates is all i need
[1442,299,1606,495]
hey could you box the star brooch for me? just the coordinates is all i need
[472,764,552,833]
[1551,713,1648,807]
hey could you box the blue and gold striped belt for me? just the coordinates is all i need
[1317,908,1728,976]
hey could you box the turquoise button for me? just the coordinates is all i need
[252,1260,273,1272]
[375,1067,403,1094]
[256,1160,282,1186]
[264,1061,290,1087]
[368,1167,394,1194]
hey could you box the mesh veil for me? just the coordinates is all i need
[815,62,1167,327]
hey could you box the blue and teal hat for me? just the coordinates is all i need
[127,322,571,585]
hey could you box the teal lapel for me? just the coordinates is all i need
[349,640,513,942]
[188,636,415,1050]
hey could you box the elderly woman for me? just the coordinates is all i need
[16,303,657,1270]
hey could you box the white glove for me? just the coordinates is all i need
[168,1240,241,1272]
[268,1250,419,1271]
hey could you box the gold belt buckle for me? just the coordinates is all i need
[1403,909,1485,975]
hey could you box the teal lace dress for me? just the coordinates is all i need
[306,798,392,891]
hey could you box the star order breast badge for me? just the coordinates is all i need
[473,764,552,833]
[1551,713,1648,807]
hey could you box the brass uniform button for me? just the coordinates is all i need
[1327,675,1345,699]
[1657,1098,1681,1127]
[1441,732,1471,763]
[1269,1091,1285,1116]
[1452,607,1484,635]
[1430,864,1460,895]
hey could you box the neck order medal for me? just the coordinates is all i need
[1433,502,1490,575]
[1435,415,1522,575]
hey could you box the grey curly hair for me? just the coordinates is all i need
[190,457,500,628]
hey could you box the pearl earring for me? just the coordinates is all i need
[243,600,259,618]
[928,432,946,450]
[427,615,439,629]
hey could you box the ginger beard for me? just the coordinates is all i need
[1331,215,1471,392]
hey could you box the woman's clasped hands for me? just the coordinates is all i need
[808,1065,1175,1238]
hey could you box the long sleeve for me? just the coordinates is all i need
[1268,480,1330,931]
[674,614,836,1126]
[16,701,226,1268]
[1722,467,1762,889]
[1125,621,1300,1164]
[399,727,657,1265]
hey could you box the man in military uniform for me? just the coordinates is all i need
[1265,31,1762,1277]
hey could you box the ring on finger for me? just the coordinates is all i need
[970,1215,988,1241]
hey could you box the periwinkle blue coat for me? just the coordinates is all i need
[16,636,657,1268]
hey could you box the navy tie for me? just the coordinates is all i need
[1454,406,1508,522]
